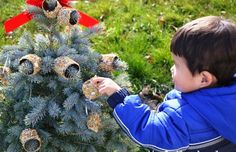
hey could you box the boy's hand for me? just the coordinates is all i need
[92,77,121,96]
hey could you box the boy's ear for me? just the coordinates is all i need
[199,71,216,88]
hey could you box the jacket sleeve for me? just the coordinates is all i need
[107,88,190,151]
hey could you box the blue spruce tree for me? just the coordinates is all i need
[0,0,137,151]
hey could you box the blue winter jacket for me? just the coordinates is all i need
[107,82,236,151]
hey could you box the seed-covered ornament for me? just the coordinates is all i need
[20,128,41,152]
[19,54,42,75]
[82,77,100,100]
[99,53,127,72]
[0,66,11,85]
[42,0,62,18]
[87,112,101,133]
[53,56,80,79]
[57,7,79,26]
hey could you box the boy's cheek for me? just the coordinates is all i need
[171,73,177,82]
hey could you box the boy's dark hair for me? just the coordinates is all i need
[171,16,236,85]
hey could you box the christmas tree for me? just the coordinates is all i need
[0,0,137,151]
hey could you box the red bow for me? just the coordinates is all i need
[4,0,99,33]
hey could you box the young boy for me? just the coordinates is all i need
[92,16,236,151]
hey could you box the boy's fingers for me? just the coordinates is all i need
[98,84,106,90]
[92,77,106,84]
[98,87,107,96]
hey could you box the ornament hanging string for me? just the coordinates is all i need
[4,0,99,33]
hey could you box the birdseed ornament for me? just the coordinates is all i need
[19,54,42,75]
[53,56,80,79]
[20,128,41,152]
[99,53,126,72]
[3,0,99,33]
[57,7,80,26]
[42,0,62,18]
[86,112,101,133]
[0,66,11,85]
[82,77,101,100]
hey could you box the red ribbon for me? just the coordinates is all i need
[4,0,99,33]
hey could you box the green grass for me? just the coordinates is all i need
[1,0,236,92]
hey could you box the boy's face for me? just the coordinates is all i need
[171,53,203,93]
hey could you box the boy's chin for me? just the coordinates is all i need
[175,87,198,93]
[174,86,182,92]
[174,86,189,93]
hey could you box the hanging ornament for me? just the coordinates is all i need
[99,53,127,72]
[6,31,13,39]
[57,7,80,26]
[99,54,118,72]
[53,56,80,79]
[19,54,42,75]
[4,0,99,33]
[42,0,62,18]
[0,67,11,85]
[20,128,42,152]
[87,112,101,133]
[82,77,100,100]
